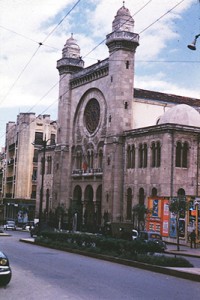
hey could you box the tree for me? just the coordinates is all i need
[132,204,149,231]
[169,197,189,251]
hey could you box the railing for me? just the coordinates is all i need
[6,176,15,182]
[72,168,103,176]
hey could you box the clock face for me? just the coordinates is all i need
[84,98,100,134]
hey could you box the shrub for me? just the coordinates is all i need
[35,232,193,268]
[136,254,193,267]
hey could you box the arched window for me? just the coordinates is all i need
[87,150,94,169]
[126,188,132,220]
[131,145,135,168]
[139,144,143,168]
[139,188,145,206]
[98,148,103,169]
[152,187,157,196]
[127,145,131,169]
[143,144,147,168]
[176,142,182,167]
[76,151,82,169]
[182,142,188,168]
[177,188,185,197]
[90,150,94,168]
[176,141,189,168]
[151,141,161,168]
[156,142,161,167]
[138,143,148,168]
[151,142,156,167]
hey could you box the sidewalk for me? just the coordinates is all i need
[166,243,200,258]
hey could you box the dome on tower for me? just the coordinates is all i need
[158,104,200,127]
[62,34,81,59]
[116,5,131,16]
[112,4,134,32]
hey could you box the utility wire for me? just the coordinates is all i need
[139,0,185,35]
[0,0,193,146]
[83,0,153,59]
[0,0,82,108]
[0,25,60,51]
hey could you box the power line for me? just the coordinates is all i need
[83,0,153,59]
[0,0,194,146]
[139,0,185,34]
[0,25,60,51]
[0,0,82,108]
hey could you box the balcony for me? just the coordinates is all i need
[72,168,103,178]
[6,176,15,182]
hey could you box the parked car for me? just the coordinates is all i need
[22,221,35,231]
[4,221,16,231]
[30,222,55,237]
[119,228,138,241]
[131,229,138,240]
[0,251,12,286]
[137,231,167,252]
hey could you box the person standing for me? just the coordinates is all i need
[190,230,196,248]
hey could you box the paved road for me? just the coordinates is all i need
[1,231,200,300]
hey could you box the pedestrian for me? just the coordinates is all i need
[190,229,196,248]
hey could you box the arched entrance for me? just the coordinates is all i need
[84,185,95,232]
[72,185,82,231]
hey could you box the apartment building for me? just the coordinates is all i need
[2,113,56,224]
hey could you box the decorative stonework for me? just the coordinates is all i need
[84,99,100,134]
[74,88,107,142]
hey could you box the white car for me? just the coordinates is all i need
[132,229,138,240]
[4,221,16,231]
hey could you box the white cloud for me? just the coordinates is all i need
[0,0,199,147]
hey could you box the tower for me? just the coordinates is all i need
[54,35,84,208]
[106,5,139,135]
[103,5,139,222]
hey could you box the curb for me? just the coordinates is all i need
[0,233,11,236]
[19,239,200,282]
[166,250,200,259]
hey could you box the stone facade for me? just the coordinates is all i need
[3,113,56,223]
[52,5,200,238]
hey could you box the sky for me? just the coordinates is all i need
[0,0,200,149]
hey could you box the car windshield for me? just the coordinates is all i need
[7,221,15,224]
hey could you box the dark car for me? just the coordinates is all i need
[137,231,167,252]
[22,221,35,231]
[30,222,55,237]
[0,251,12,286]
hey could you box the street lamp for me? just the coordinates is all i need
[38,137,47,232]
[33,135,52,232]
[187,33,200,50]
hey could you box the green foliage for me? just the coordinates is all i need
[35,232,193,268]
[136,254,193,267]
[169,197,189,215]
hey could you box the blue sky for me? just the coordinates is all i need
[0,0,200,149]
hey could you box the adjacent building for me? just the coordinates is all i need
[2,113,56,224]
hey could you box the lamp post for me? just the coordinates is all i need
[38,137,47,232]
[187,33,200,50]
